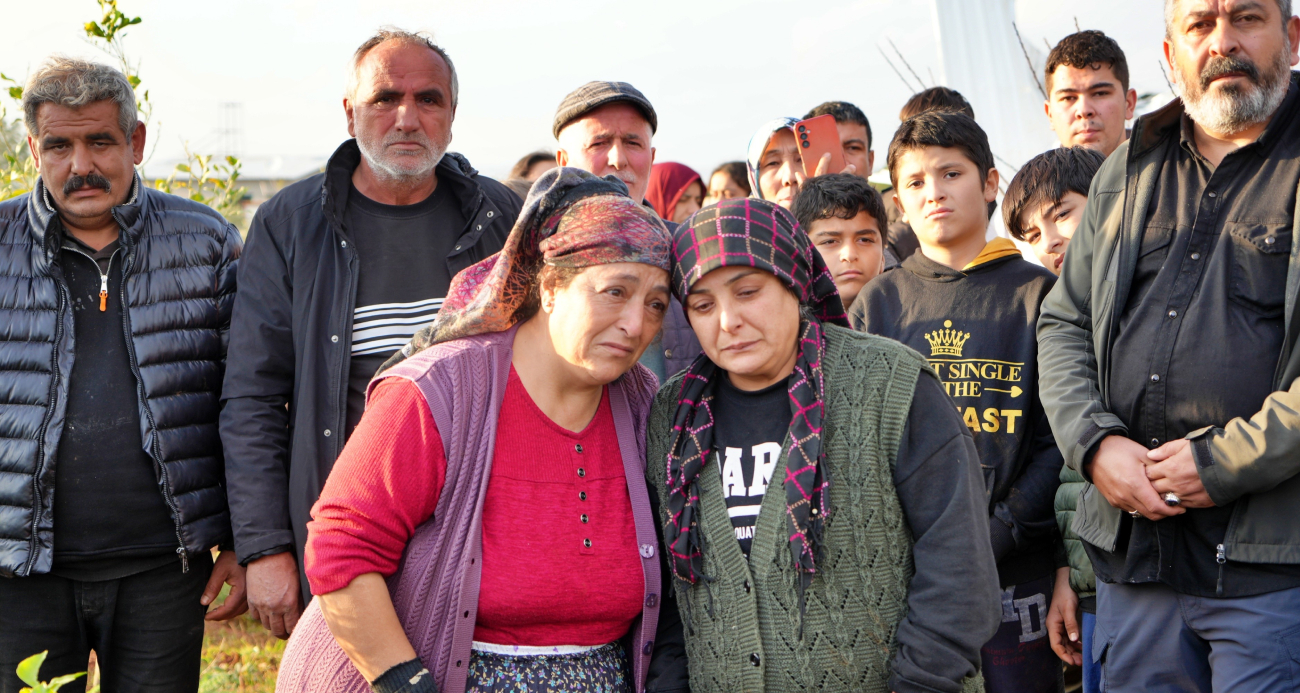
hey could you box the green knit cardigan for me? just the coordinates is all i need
[647,325,983,693]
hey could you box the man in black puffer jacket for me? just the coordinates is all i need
[0,58,244,692]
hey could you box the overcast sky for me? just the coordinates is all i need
[3,0,1167,180]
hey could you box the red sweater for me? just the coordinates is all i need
[305,369,644,647]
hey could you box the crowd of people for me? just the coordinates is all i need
[2,1,1300,692]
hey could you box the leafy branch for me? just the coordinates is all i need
[154,147,245,226]
[15,651,85,693]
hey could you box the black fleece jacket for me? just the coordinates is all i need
[850,245,1063,586]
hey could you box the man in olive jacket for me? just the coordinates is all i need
[1037,2,1300,689]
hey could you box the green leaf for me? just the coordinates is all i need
[16,651,46,686]
[8,86,22,100]
[175,164,190,173]
[47,672,86,691]
[126,75,141,88]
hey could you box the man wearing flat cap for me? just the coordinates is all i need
[553,80,701,379]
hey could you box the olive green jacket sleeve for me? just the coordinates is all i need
[1036,148,1130,476]
[1193,376,1300,505]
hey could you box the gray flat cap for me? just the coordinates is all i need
[552,81,658,139]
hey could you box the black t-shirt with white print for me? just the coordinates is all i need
[344,182,465,435]
[712,373,790,556]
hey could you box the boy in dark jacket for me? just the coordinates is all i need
[1002,146,1106,693]
[849,112,1064,693]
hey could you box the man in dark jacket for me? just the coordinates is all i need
[220,29,520,639]
[1038,2,1300,690]
[0,58,245,691]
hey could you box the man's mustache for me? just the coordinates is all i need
[1200,55,1261,90]
[63,173,112,196]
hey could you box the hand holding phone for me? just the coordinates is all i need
[795,115,846,178]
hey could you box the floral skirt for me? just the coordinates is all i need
[466,641,629,693]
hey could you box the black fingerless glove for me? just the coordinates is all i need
[370,658,437,693]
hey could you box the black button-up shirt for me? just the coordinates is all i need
[1096,75,1300,598]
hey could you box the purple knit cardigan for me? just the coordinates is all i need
[275,325,662,693]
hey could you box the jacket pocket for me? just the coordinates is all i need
[1278,621,1300,683]
[1228,223,1290,317]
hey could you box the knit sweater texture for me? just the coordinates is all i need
[647,326,984,693]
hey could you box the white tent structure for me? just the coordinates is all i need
[930,0,1059,241]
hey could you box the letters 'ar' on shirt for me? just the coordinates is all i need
[710,374,790,557]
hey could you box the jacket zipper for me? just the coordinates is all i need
[22,283,66,576]
[109,220,191,573]
[1216,543,1227,597]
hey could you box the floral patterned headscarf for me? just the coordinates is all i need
[662,197,846,599]
[381,167,671,371]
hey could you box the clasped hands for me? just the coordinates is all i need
[1087,434,1215,521]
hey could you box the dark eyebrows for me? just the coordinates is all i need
[415,88,446,102]
[842,138,868,148]
[686,268,762,296]
[369,88,402,102]
[1054,80,1118,96]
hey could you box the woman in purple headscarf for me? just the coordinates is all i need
[275,168,688,693]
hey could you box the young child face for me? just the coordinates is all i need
[893,145,998,251]
[807,211,885,308]
[1019,191,1087,275]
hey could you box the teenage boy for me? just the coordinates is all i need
[1002,146,1105,275]
[849,111,1064,693]
[792,172,889,308]
[1001,144,1105,693]
[1043,30,1136,158]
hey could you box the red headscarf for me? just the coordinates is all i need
[645,162,702,221]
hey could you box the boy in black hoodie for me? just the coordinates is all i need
[848,112,1064,693]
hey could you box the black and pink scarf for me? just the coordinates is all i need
[663,198,847,594]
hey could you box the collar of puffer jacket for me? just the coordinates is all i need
[27,173,144,263]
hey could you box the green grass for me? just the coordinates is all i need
[196,584,284,693]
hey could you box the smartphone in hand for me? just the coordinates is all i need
[795,114,845,178]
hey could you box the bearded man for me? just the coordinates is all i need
[220,28,520,638]
[1038,1,1300,690]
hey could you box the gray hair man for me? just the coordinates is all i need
[1038,1,1300,690]
[0,57,245,690]
[552,81,701,381]
[220,28,520,640]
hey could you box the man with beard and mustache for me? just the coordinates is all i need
[1038,1,1300,689]
[0,57,246,691]
[220,28,520,639]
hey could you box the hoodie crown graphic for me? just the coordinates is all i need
[925,320,971,357]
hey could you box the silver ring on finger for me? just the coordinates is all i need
[1129,510,1142,518]
[1162,492,1181,507]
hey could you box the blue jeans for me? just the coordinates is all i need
[1080,611,1099,693]
[1095,580,1300,692]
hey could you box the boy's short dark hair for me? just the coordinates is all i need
[1045,30,1130,94]
[1002,146,1106,241]
[792,173,890,244]
[899,87,975,121]
[887,111,994,194]
[804,101,872,150]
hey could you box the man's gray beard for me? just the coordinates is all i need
[357,134,448,183]
[1178,47,1292,135]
